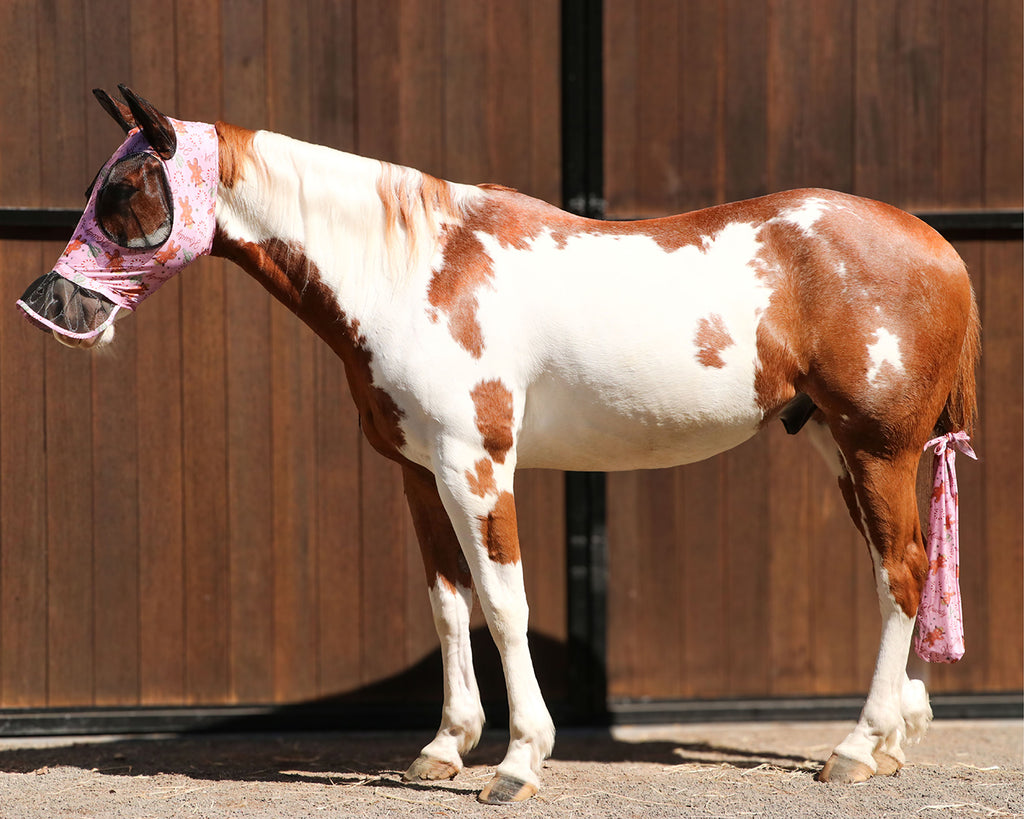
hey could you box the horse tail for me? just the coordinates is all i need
[937,279,981,437]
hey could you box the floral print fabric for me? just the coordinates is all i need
[913,431,976,663]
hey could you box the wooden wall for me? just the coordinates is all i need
[0,0,1019,718]
[0,0,565,710]
[604,0,1023,700]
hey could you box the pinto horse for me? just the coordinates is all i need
[18,88,979,804]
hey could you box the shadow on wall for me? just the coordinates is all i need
[0,628,598,737]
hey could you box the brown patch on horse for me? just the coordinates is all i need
[211,231,406,457]
[426,190,720,357]
[479,491,520,565]
[471,379,514,464]
[427,225,492,357]
[403,463,473,593]
[693,313,734,368]
[466,457,498,498]
[215,121,255,189]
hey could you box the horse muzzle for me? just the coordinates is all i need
[17,271,122,348]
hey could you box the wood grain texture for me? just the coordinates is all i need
[604,0,1022,701]
[0,0,1013,713]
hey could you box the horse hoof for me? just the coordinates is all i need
[817,753,874,784]
[872,750,903,777]
[478,773,538,804]
[403,755,460,783]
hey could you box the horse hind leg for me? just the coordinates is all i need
[808,429,933,783]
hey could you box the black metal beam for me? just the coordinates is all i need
[562,0,605,220]
[1,208,1020,244]
[0,208,81,241]
[915,209,1023,241]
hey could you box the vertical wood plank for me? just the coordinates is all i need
[606,472,640,698]
[177,0,230,704]
[131,0,187,706]
[443,0,490,183]
[764,0,815,696]
[635,0,680,216]
[602,0,639,216]
[486,3,532,190]
[980,0,1023,690]
[38,0,94,708]
[527,0,562,206]
[266,0,320,705]
[308,0,364,700]
[722,438,772,696]
[678,0,722,211]
[351,2,412,690]
[980,241,1023,691]
[803,0,858,693]
[397,0,443,174]
[984,0,1024,209]
[897,0,943,208]
[925,241,987,694]
[939,0,984,207]
[85,0,141,708]
[680,460,725,697]
[393,0,448,675]
[722,0,767,202]
[0,0,48,707]
[355,1,401,163]
[854,0,901,202]
[223,0,275,705]
[517,470,567,699]
[719,0,771,698]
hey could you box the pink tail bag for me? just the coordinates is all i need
[913,431,977,663]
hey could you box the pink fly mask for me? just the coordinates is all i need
[17,86,218,341]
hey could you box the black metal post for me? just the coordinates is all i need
[561,0,609,723]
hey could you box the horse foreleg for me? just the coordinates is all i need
[401,463,485,783]
[819,449,933,783]
[432,440,554,803]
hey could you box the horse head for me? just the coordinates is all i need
[17,86,218,348]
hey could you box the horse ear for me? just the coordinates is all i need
[117,85,177,160]
[93,88,135,133]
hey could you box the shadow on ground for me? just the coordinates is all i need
[0,728,823,787]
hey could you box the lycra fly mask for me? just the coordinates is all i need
[17,90,218,340]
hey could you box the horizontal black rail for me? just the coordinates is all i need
[0,208,81,241]
[916,209,1023,240]
[0,207,1020,243]
[0,692,1018,737]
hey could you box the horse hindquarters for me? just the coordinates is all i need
[812,276,979,782]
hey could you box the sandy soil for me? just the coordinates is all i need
[0,719,1019,818]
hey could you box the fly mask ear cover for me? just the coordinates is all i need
[17,118,219,339]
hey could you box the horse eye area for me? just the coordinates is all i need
[96,152,173,249]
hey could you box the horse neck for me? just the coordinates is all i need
[212,125,476,329]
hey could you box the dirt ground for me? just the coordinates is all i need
[0,719,1018,818]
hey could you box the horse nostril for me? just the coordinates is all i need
[17,271,118,339]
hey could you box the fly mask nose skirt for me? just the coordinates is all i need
[17,118,218,340]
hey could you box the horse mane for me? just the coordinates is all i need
[376,162,481,266]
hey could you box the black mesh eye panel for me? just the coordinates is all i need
[18,271,117,335]
[95,152,173,249]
